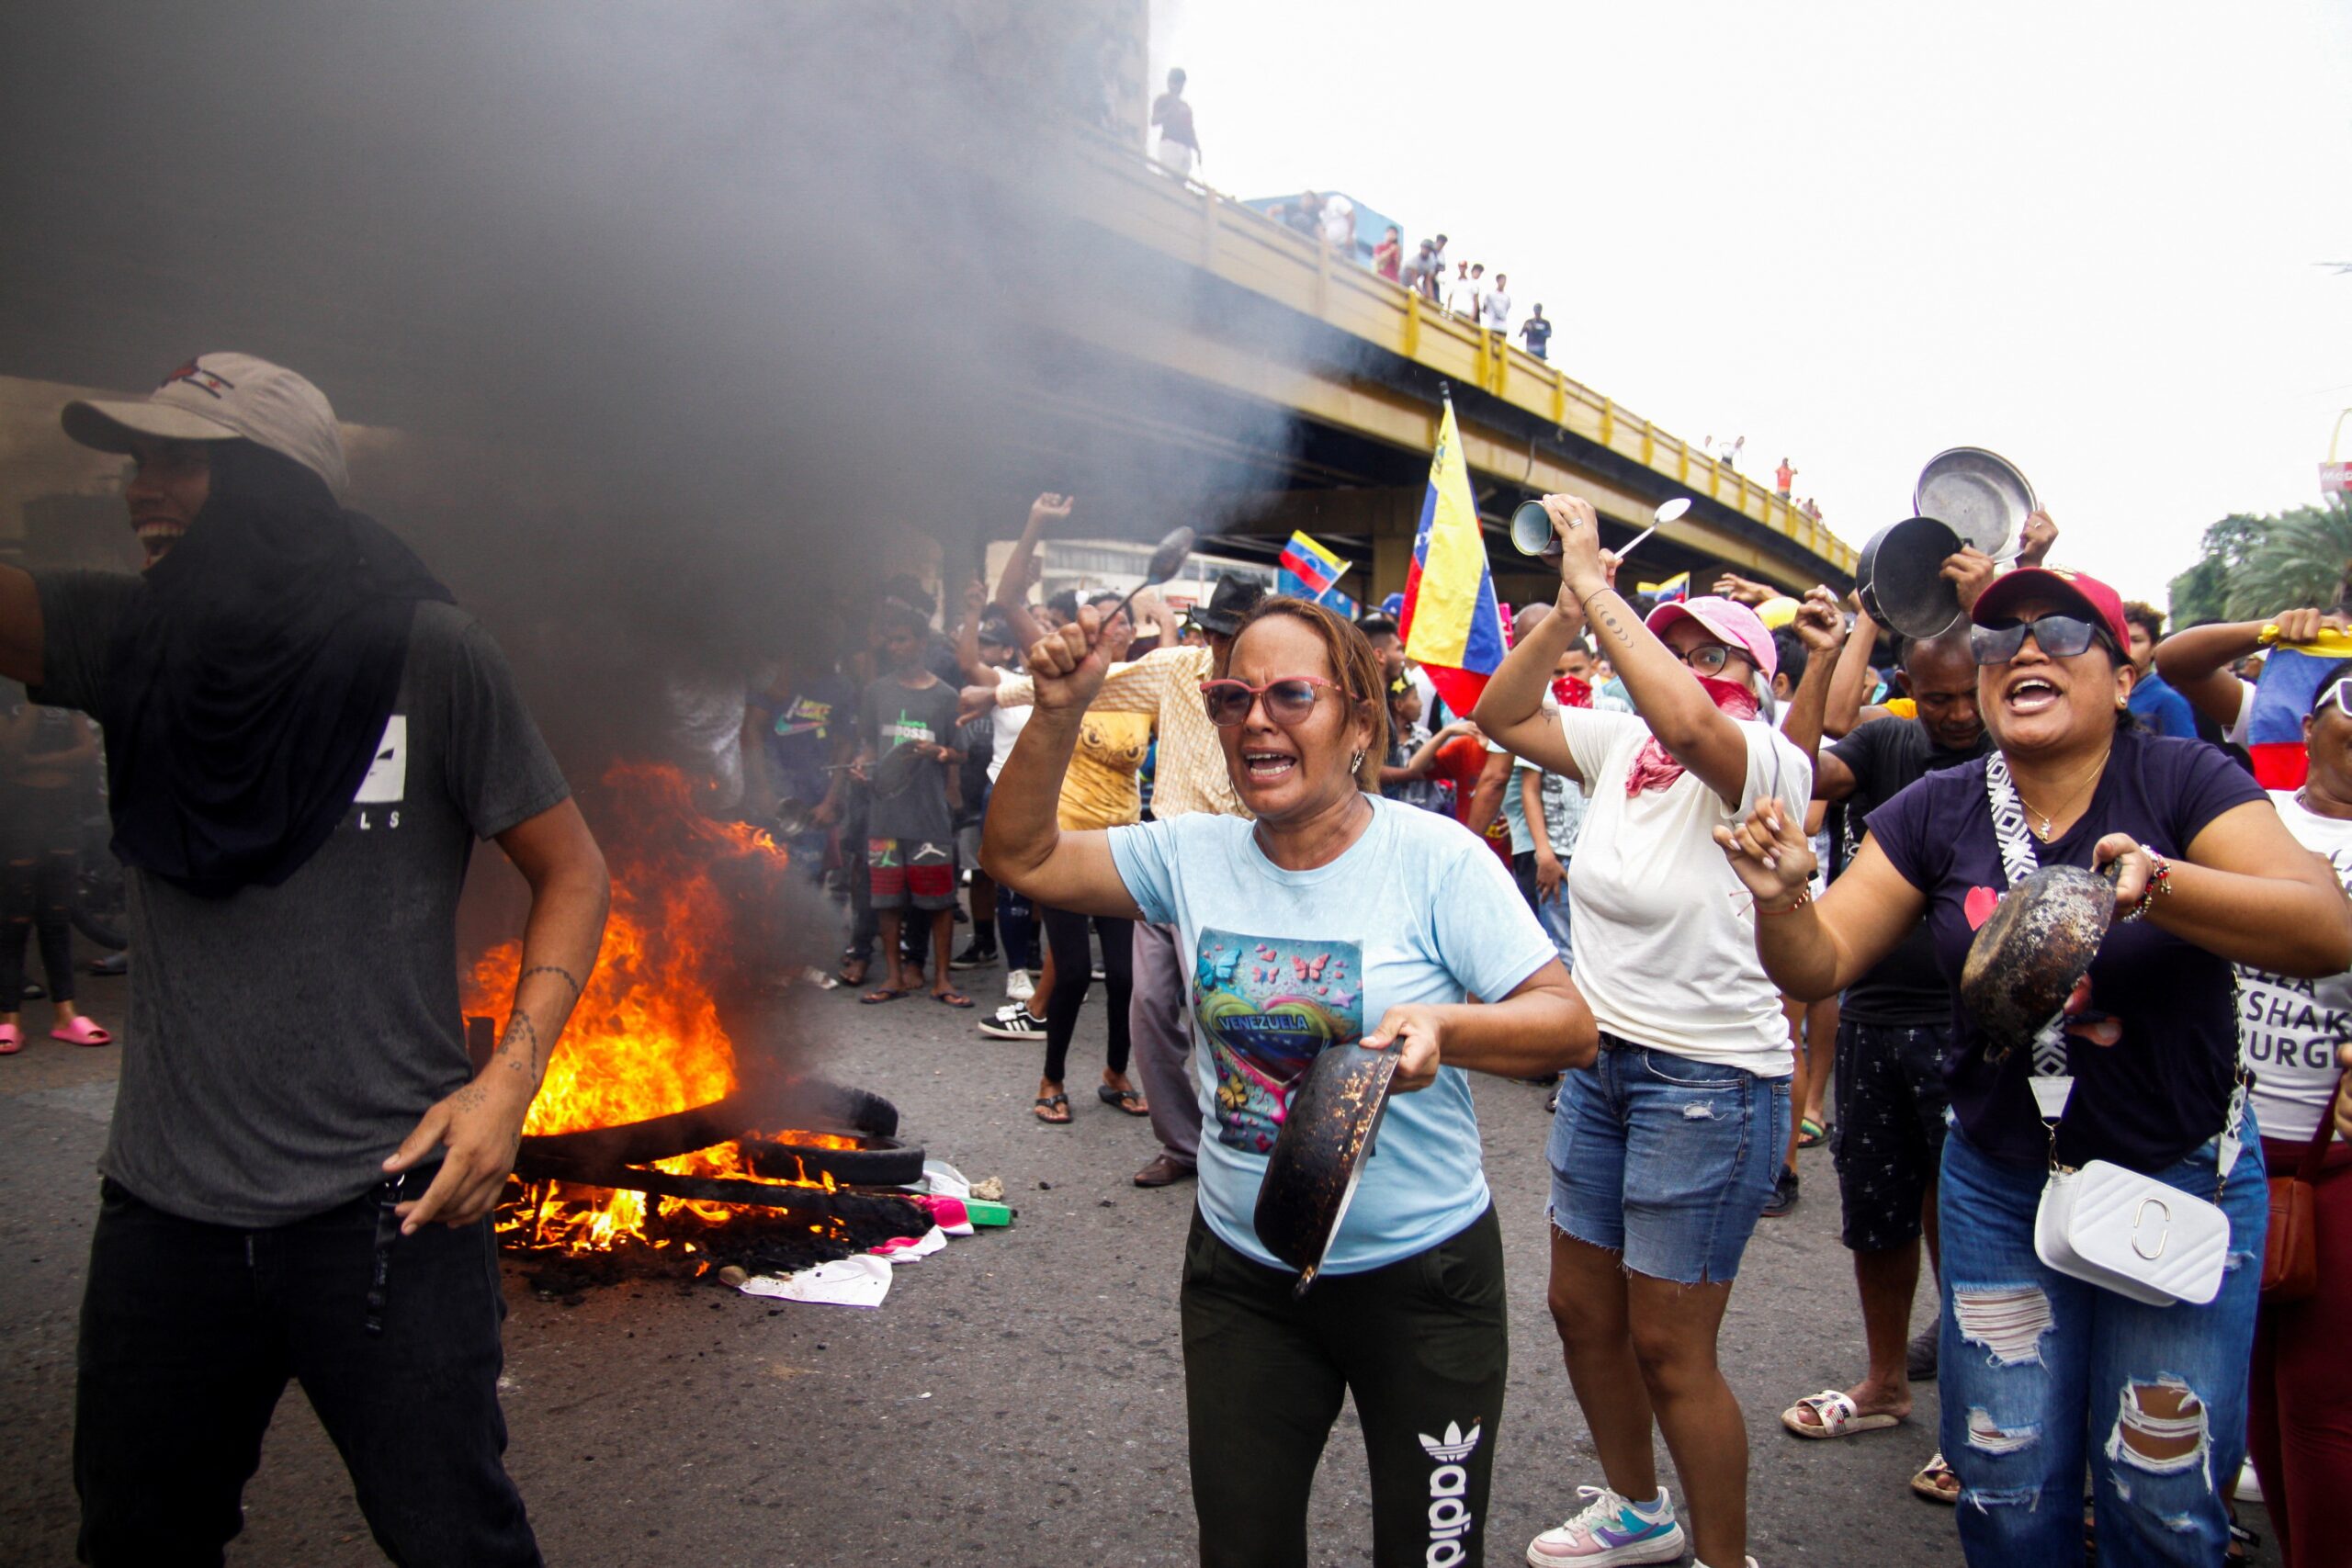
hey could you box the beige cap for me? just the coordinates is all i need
[62,353,350,502]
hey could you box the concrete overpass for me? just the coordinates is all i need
[1025,128,1856,609]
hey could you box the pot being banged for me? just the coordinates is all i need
[1253,1041,1403,1296]
[1960,862,2120,1056]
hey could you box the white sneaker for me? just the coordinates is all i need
[1006,968,1035,1003]
[1526,1485,1686,1566]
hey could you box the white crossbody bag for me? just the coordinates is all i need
[1984,756,2237,1308]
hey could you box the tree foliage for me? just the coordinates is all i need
[2168,500,2352,626]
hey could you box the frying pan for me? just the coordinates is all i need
[1960,860,2121,1057]
[1253,1039,1403,1296]
[1916,446,2036,558]
[1867,516,1966,640]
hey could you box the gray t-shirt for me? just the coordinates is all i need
[32,570,570,1227]
[859,673,957,844]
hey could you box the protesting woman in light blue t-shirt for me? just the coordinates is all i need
[984,594,1593,1568]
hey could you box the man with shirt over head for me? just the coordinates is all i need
[1776,622,1988,1506]
[0,354,610,1565]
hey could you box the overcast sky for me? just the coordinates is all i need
[1150,0,2351,608]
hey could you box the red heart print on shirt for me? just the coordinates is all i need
[1963,886,1999,931]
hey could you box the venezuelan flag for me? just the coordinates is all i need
[2245,627,2352,788]
[1276,567,1357,619]
[1399,396,1507,716]
[1279,530,1349,596]
[1639,572,1690,604]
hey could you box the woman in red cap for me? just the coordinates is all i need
[1476,495,1818,1568]
[1719,565,2352,1566]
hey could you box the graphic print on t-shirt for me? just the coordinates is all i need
[1192,929,1363,1154]
[353,716,408,805]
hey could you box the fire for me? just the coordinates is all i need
[470,761,842,1254]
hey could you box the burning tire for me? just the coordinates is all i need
[740,1131,923,1189]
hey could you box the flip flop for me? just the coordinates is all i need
[1032,1093,1071,1124]
[1797,1117,1829,1148]
[1097,1084,1150,1116]
[0,1023,19,1055]
[1781,1390,1904,1439]
[859,987,910,1005]
[1909,1451,1960,1505]
[51,1017,113,1047]
[932,989,974,1009]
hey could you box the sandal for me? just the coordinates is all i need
[1097,1084,1149,1116]
[932,989,974,1009]
[0,1023,19,1055]
[1781,1390,1904,1439]
[1032,1093,1071,1124]
[1797,1117,1829,1148]
[859,987,910,1005]
[51,1017,113,1047]
[1909,1450,1960,1505]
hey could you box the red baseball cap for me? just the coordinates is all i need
[1969,567,2131,654]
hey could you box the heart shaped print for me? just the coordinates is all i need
[1963,886,1999,931]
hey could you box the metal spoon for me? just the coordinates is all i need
[1101,525,1197,635]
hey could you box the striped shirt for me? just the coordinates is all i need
[996,645,1249,822]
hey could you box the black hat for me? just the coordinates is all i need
[1188,574,1266,637]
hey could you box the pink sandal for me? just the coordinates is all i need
[51,1017,113,1047]
[0,1023,19,1055]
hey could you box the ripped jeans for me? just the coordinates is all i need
[1937,1118,2266,1566]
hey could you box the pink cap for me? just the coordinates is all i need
[1645,594,1778,680]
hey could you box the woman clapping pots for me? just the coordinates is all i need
[1716,567,2352,1567]
[1474,494,1815,1568]
[983,595,1593,1568]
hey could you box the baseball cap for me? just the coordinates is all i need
[1645,594,1778,681]
[1970,567,2131,654]
[62,353,350,502]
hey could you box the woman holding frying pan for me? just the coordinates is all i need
[984,595,1590,1568]
[1718,568,2350,1566]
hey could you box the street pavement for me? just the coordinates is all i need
[0,954,2284,1566]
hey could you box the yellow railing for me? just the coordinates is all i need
[1062,130,1856,574]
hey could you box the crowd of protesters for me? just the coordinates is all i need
[12,350,2352,1568]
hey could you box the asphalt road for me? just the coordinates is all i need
[0,955,2283,1567]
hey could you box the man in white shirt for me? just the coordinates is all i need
[1480,271,1512,338]
[1444,261,1479,320]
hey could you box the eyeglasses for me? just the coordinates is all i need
[2315,677,2352,719]
[1199,675,1342,728]
[1969,613,2106,667]
[1676,643,1742,676]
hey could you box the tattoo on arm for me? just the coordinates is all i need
[495,1011,546,1085]
[519,964,583,1001]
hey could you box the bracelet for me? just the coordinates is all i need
[1758,888,1814,917]
[2118,846,2171,923]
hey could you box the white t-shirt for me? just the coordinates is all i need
[985,700,1032,786]
[1319,195,1354,252]
[1444,274,1478,317]
[1480,287,1511,332]
[1108,798,1555,1273]
[2239,789,2352,1142]
[1557,708,1813,1075]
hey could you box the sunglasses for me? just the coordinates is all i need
[2314,677,2352,719]
[1969,613,2109,667]
[1199,674,1342,728]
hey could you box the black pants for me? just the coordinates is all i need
[1509,850,1542,915]
[1040,902,1133,1081]
[0,783,76,1007]
[1181,1205,1508,1568]
[74,1179,539,1567]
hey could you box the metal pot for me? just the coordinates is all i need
[1868,516,1966,640]
[1960,861,2121,1055]
[1853,524,1894,626]
[1916,446,2036,558]
[1252,1040,1402,1295]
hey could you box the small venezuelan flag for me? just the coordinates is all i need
[2245,629,2352,789]
[1638,572,1690,604]
[1398,396,1508,716]
[1278,531,1349,597]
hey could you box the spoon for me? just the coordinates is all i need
[1101,525,1197,636]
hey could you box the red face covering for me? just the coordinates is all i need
[1552,673,1593,710]
[1623,676,1760,796]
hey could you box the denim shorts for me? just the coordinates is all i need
[1546,1032,1790,1284]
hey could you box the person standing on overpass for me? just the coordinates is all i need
[0,354,610,1565]
[1151,66,1200,177]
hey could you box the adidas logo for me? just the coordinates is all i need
[1419,1420,1481,1462]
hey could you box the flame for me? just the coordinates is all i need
[470,761,845,1254]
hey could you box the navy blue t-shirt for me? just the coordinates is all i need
[1867,727,2267,1173]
